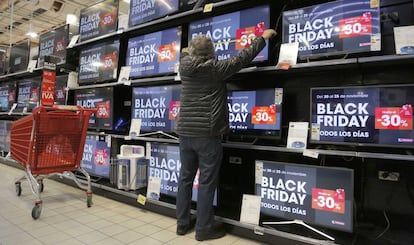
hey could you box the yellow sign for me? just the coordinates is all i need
[137,194,146,205]
[203,4,213,13]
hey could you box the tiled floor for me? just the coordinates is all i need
[0,163,265,245]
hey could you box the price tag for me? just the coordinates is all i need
[96,101,110,118]
[137,194,146,205]
[251,105,276,124]
[203,3,213,13]
[312,188,345,214]
[169,101,180,120]
[339,12,372,39]
[157,43,177,62]
[375,105,413,130]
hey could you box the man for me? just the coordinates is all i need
[175,28,277,241]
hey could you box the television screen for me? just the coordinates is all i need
[227,88,283,138]
[79,0,119,42]
[310,85,414,148]
[78,39,120,84]
[126,27,181,78]
[188,5,270,62]
[282,0,381,60]
[0,120,12,152]
[74,86,131,132]
[148,142,217,205]
[255,160,354,232]
[128,0,179,27]
[38,25,70,67]
[0,82,17,112]
[54,75,68,105]
[9,40,30,73]
[132,85,181,132]
[17,77,41,111]
[80,134,111,178]
[0,48,6,74]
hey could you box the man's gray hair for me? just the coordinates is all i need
[188,35,216,59]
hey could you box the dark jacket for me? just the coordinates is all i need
[175,37,266,137]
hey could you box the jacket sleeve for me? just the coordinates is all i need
[214,37,266,81]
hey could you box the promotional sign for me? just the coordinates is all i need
[227,88,283,138]
[189,5,269,62]
[38,25,69,67]
[310,85,414,148]
[41,59,57,106]
[54,75,68,105]
[148,142,217,205]
[255,160,353,232]
[126,27,181,78]
[79,0,119,42]
[128,0,179,27]
[78,39,120,84]
[0,82,16,112]
[282,0,381,59]
[74,87,114,130]
[132,85,181,132]
[80,135,111,178]
[17,78,41,111]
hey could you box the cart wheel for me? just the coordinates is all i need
[86,193,93,208]
[31,204,42,220]
[39,182,44,193]
[15,183,22,196]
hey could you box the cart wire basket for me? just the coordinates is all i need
[10,105,96,219]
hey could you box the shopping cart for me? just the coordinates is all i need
[10,105,96,219]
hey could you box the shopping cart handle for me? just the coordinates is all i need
[52,105,97,113]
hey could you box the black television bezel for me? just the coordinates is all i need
[80,133,112,179]
[16,76,41,111]
[38,24,70,67]
[9,40,31,74]
[309,84,414,149]
[187,4,271,66]
[226,87,283,140]
[281,0,382,61]
[126,26,182,79]
[79,0,119,42]
[0,81,17,112]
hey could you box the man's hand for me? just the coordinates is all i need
[262,29,277,40]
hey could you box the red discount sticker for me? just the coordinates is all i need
[339,12,372,39]
[96,101,110,118]
[375,105,413,130]
[169,101,180,120]
[251,105,276,124]
[157,43,177,62]
[312,188,346,214]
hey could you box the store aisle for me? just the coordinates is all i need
[0,163,264,245]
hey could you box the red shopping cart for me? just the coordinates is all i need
[10,105,96,219]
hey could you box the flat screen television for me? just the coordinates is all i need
[78,39,120,84]
[16,77,41,111]
[0,81,17,112]
[227,88,283,139]
[38,25,70,67]
[9,40,30,73]
[131,84,181,133]
[282,0,381,60]
[79,0,119,42]
[0,48,6,74]
[80,134,111,178]
[188,5,270,62]
[310,84,414,148]
[255,160,354,232]
[126,27,181,78]
[74,86,131,133]
[128,0,179,27]
[54,75,68,105]
[148,142,217,205]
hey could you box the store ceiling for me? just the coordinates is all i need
[0,0,129,48]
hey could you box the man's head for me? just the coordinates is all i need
[188,35,215,59]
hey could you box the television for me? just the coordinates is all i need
[310,84,414,148]
[79,0,119,42]
[38,25,71,67]
[0,81,17,112]
[126,27,181,78]
[80,134,111,178]
[16,77,41,111]
[9,40,30,73]
[54,75,68,105]
[128,0,179,27]
[0,120,12,153]
[188,5,270,62]
[227,88,283,139]
[131,84,181,133]
[255,160,354,232]
[282,0,381,60]
[78,39,120,84]
[0,48,6,74]
[148,142,217,205]
[74,86,131,132]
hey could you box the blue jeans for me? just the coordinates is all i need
[176,136,223,232]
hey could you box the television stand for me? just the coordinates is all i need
[139,131,178,140]
[224,136,258,145]
[263,219,335,241]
